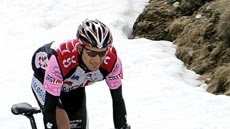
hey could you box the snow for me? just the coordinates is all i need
[1,0,230,129]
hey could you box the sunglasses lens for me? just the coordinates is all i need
[84,48,107,57]
[98,51,106,57]
[87,51,97,57]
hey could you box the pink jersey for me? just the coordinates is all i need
[42,39,123,96]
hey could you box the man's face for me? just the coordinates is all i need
[81,46,108,71]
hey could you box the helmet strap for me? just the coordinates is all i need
[78,45,83,55]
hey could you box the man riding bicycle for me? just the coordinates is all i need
[31,19,130,129]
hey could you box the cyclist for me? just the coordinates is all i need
[31,19,130,129]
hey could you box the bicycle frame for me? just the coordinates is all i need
[11,102,41,129]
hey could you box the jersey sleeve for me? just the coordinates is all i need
[43,55,63,96]
[105,57,123,89]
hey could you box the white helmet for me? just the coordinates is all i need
[76,19,113,48]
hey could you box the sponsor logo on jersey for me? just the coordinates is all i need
[108,75,119,80]
[45,74,63,85]
[46,122,53,129]
[103,56,110,65]
[35,52,49,69]
[63,55,77,68]
[71,75,80,80]
[61,67,103,92]
[70,120,82,128]
[31,77,46,105]
[62,85,82,92]
[57,40,79,55]
[52,66,62,79]
[112,63,120,73]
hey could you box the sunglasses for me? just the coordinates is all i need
[84,47,107,57]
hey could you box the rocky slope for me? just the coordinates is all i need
[132,0,230,95]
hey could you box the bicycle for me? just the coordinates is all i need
[11,102,131,129]
[11,102,41,129]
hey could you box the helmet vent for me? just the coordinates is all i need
[92,24,96,33]
[98,28,102,42]
[86,31,96,46]
[86,21,90,26]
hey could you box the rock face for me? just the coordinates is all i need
[132,0,230,95]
